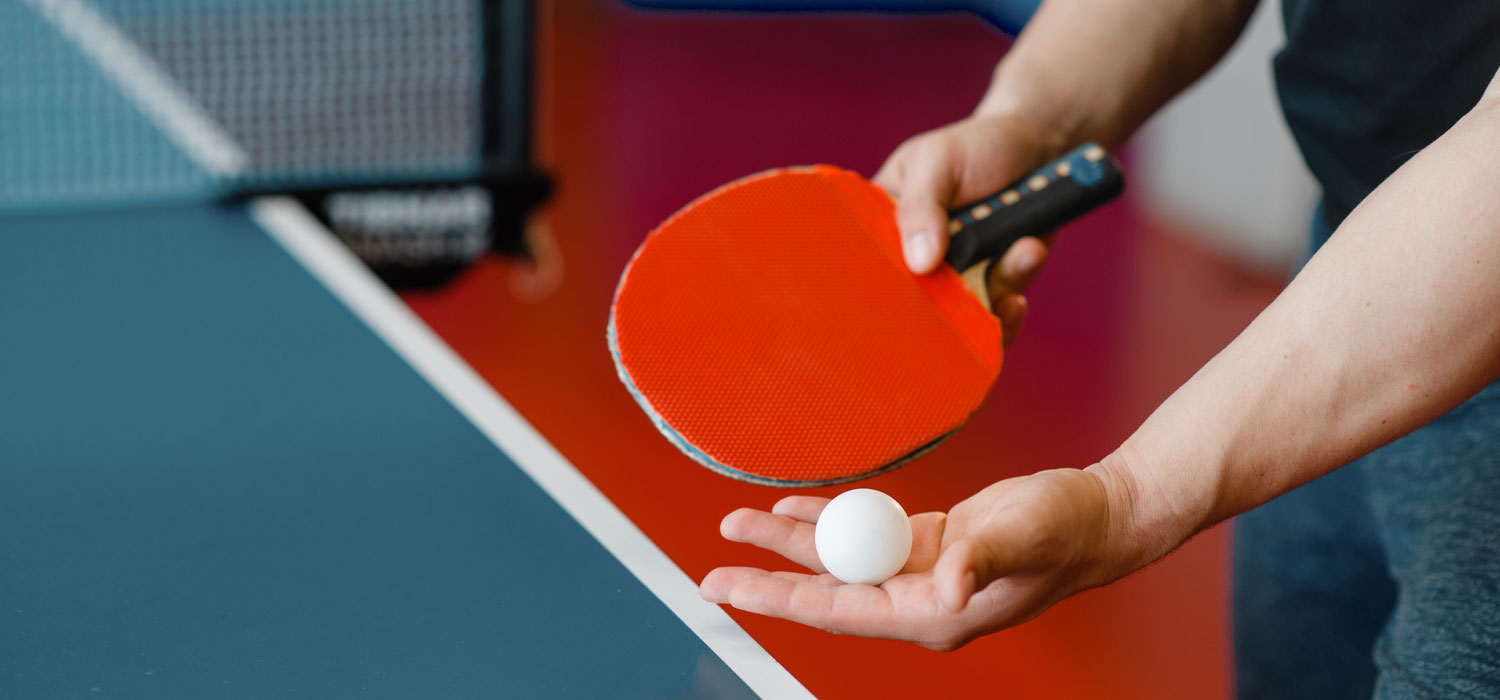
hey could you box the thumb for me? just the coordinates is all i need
[894,154,958,275]
[933,517,1032,613]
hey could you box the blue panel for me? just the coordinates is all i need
[622,0,1040,35]
[0,203,754,700]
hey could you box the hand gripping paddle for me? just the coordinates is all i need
[608,143,1123,487]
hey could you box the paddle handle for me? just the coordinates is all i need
[943,143,1124,272]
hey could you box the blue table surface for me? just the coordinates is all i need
[0,203,755,699]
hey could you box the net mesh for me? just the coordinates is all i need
[0,0,486,211]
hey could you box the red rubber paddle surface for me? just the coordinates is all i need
[610,165,1002,485]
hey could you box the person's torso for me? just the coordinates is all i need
[1276,0,1500,226]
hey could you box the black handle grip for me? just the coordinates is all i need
[943,143,1124,272]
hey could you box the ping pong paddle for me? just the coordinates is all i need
[608,143,1123,487]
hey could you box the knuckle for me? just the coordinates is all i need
[1029,529,1073,568]
[948,500,972,523]
[990,515,1050,563]
[918,136,960,166]
[903,129,959,162]
[1002,514,1054,559]
[905,134,938,158]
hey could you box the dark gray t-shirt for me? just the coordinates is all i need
[1275,0,1500,226]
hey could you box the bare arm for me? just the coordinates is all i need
[977,0,1260,150]
[1097,75,1500,570]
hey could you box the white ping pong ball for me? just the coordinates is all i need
[814,489,913,586]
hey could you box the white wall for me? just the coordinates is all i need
[1135,0,1317,274]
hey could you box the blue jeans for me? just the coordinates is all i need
[1233,204,1500,699]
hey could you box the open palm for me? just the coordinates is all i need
[699,468,1120,651]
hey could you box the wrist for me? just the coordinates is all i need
[973,58,1077,156]
[1080,458,1149,579]
[1085,443,1215,575]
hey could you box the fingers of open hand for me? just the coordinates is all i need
[701,567,989,650]
[770,495,828,522]
[700,567,897,638]
[718,499,947,577]
[902,512,947,573]
[719,506,825,573]
[768,497,946,575]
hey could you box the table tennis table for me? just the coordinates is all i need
[2,1,807,693]
[0,196,810,698]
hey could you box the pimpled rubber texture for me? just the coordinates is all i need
[609,165,1001,485]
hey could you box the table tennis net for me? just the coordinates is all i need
[0,0,502,212]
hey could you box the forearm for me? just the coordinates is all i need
[976,0,1259,150]
[1099,93,1500,564]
